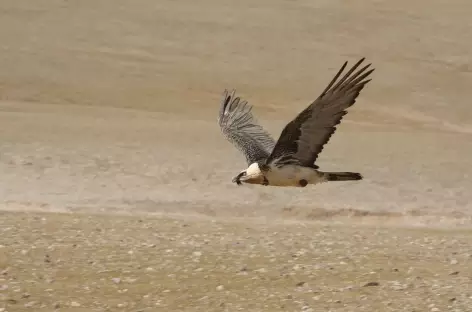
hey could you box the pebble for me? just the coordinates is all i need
[216,285,224,291]
[70,301,81,307]
[112,277,121,284]
[24,301,37,308]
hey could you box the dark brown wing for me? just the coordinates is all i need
[266,58,374,167]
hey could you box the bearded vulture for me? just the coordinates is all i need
[218,57,374,187]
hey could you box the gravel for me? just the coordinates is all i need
[1,211,471,311]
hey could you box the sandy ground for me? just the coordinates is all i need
[1,212,472,312]
[1,0,472,311]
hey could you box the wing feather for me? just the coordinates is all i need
[266,58,375,167]
[218,89,276,165]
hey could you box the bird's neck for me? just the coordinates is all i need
[258,162,271,172]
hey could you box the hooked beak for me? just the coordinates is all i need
[232,171,265,185]
[232,172,245,185]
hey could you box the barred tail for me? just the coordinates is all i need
[323,171,363,182]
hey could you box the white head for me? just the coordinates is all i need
[232,163,264,185]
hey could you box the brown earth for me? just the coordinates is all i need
[1,0,472,311]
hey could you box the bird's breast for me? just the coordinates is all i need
[265,165,320,187]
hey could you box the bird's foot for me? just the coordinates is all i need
[262,176,269,186]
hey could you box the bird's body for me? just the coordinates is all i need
[263,164,322,187]
[218,58,374,188]
[266,163,325,187]
[242,162,322,187]
[241,162,362,187]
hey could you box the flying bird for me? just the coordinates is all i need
[218,58,374,187]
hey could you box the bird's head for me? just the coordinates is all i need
[232,163,264,185]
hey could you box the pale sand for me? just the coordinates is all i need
[1,1,472,311]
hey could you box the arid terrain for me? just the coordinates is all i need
[1,0,472,311]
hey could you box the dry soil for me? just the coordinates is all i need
[1,1,472,311]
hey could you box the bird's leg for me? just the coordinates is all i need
[262,176,269,186]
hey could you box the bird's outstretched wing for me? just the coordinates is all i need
[266,58,374,168]
[218,89,276,165]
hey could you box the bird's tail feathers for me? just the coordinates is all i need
[322,171,363,182]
